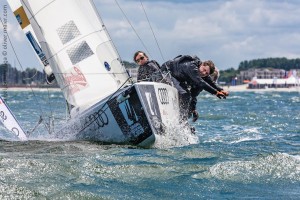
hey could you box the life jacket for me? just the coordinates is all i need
[139,60,172,85]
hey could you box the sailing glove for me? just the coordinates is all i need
[221,90,229,96]
[216,91,226,99]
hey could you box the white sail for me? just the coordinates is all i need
[18,0,129,109]
[0,97,27,141]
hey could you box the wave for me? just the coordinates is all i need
[193,153,300,183]
[152,121,199,149]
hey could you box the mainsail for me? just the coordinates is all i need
[0,97,27,141]
[8,0,129,109]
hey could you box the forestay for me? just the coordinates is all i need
[9,0,129,108]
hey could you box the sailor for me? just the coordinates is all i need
[188,67,229,122]
[134,51,171,84]
[161,55,228,122]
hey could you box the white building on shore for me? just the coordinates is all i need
[248,70,299,89]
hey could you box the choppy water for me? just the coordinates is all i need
[0,90,299,199]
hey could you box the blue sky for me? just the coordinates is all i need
[1,0,300,71]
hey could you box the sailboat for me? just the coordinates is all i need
[6,0,185,147]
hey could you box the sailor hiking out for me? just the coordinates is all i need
[161,55,228,122]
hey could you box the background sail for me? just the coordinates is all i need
[7,0,53,76]
[18,0,129,108]
[0,97,27,141]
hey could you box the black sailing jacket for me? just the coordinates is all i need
[189,75,224,111]
[164,56,220,95]
[137,60,162,82]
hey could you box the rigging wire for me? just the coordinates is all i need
[140,1,165,62]
[114,0,152,58]
[22,68,38,81]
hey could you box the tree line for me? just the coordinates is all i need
[0,63,47,86]
[0,62,137,87]
[218,57,300,83]
[1,57,299,86]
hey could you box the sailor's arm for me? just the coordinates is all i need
[188,87,202,122]
[188,64,226,98]
[203,76,229,97]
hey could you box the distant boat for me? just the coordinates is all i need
[7,0,187,147]
[0,96,27,141]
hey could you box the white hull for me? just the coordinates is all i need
[54,82,181,147]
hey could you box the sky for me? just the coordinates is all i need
[0,0,300,71]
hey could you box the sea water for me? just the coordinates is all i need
[0,90,299,199]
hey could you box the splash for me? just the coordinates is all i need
[152,120,199,149]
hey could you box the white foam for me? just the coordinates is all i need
[152,121,199,149]
[229,135,263,144]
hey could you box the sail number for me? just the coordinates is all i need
[0,111,7,122]
[83,108,109,131]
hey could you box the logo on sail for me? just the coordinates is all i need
[104,61,111,71]
[63,66,88,94]
[13,6,30,29]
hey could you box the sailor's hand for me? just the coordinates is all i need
[221,90,229,96]
[216,91,226,99]
[192,110,199,122]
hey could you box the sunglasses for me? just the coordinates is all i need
[135,56,145,63]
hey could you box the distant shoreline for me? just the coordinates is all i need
[0,86,60,92]
[0,84,299,92]
[226,84,299,92]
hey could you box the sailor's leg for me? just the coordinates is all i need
[179,93,190,121]
[170,77,195,132]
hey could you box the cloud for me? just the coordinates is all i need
[96,0,300,68]
[2,0,300,70]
